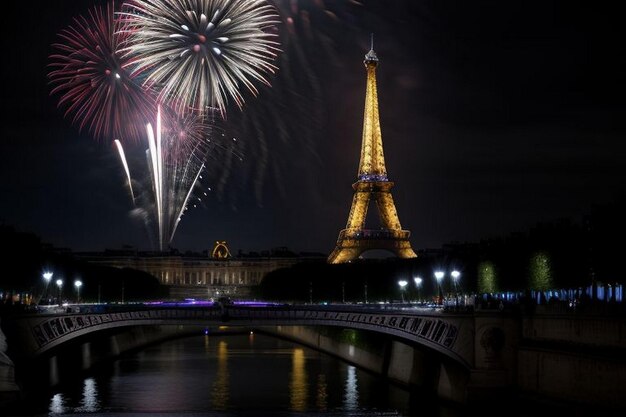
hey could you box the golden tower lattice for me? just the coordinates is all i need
[328,40,417,264]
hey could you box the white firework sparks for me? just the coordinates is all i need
[120,0,281,115]
[145,108,208,250]
[114,139,136,202]
[116,107,216,251]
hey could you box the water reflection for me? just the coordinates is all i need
[49,393,65,414]
[33,335,425,416]
[290,348,308,411]
[316,373,328,411]
[78,377,99,412]
[344,365,359,410]
[211,340,229,410]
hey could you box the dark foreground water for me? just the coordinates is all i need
[8,333,461,417]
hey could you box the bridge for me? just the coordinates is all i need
[1,303,625,408]
[9,304,493,367]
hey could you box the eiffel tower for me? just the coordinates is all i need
[328,39,417,264]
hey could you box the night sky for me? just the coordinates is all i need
[1,0,626,254]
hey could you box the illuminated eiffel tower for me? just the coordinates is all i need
[328,39,417,264]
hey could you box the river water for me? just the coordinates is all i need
[8,333,463,417]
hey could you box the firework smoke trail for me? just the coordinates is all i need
[120,0,281,115]
[48,2,156,142]
[114,139,136,201]
[221,0,363,205]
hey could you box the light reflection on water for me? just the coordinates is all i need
[49,393,65,414]
[289,348,307,411]
[344,365,359,411]
[211,340,229,410]
[316,373,328,411]
[77,378,99,412]
[37,334,433,416]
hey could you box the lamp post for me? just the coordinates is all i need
[398,280,408,303]
[434,271,445,306]
[414,276,423,303]
[451,270,460,291]
[74,280,83,304]
[451,270,461,309]
[55,279,63,305]
[41,271,53,304]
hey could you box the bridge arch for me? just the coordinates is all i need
[10,306,475,370]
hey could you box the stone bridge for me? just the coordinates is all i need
[6,305,515,372]
[6,304,623,408]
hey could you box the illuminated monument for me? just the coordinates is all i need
[328,39,417,264]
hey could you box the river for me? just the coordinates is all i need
[6,333,463,416]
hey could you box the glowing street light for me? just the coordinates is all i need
[451,270,461,309]
[398,280,408,303]
[56,279,64,305]
[434,271,445,305]
[451,270,461,287]
[414,276,423,303]
[74,280,83,304]
[40,271,53,305]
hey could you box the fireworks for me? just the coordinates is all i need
[115,108,215,250]
[49,0,271,250]
[115,107,243,251]
[120,0,281,115]
[48,3,156,142]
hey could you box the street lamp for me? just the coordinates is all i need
[56,279,64,305]
[451,270,461,290]
[41,271,53,304]
[74,280,83,304]
[451,270,461,309]
[414,276,423,303]
[434,271,445,305]
[398,280,408,303]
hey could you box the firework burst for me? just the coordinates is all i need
[120,0,281,115]
[48,2,156,142]
[116,107,241,250]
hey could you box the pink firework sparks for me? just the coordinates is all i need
[48,2,156,142]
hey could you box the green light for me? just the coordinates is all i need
[530,252,553,290]
[478,261,497,293]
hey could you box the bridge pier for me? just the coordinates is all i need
[48,355,59,387]
[81,342,91,371]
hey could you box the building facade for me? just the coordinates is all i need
[81,253,305,300]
